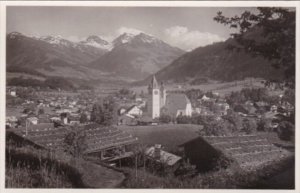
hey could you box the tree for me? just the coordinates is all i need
[64,129,88,158]
[277,121,294,141]
[38,108,45,115]
[79,113,88,123]
[90,103,103,124]
[257,117,273,132]
[176,115,191,124]
[282,88,295,106]
[198,116,232,136]
[242,118,257,134]
[102,96,118,126]
[214,8,295,87]
[159,114,172,123]
[223,110,243,132]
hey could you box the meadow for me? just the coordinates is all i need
[118,124,202,152]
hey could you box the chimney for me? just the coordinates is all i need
[154,144,161,159]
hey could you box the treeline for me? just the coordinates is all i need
[7,76,75,91]
[7,66,46,77]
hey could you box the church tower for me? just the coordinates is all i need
[160,82,166,107]
[148,75,160,119]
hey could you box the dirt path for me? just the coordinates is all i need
[77,160,125,188]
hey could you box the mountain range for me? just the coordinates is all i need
[7,30,285,87]
[7,32,184,82]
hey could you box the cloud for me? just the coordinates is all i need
[164,26,226,51]
[116,27,144,35]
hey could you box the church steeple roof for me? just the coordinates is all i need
[151,75,159,89]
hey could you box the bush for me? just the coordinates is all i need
[176,115,191,124]
[159,114,172,123]
[242,118,257,134]
[277,121,294,141]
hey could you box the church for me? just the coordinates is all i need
[147,75,192,119]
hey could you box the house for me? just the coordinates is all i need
[69,116,80,125]
[118,107,127,115]
[118,114,137,126]
[200,95,211,101]
[126,105,143,117]
[27,117,38,125]
[270,105,278,113]
[145,144,182,174]
[6,116,18,128]
[215,102,230,115]
[10,90,17,97]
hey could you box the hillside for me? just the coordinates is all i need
[89,33,185,81]
[140,38,284,85]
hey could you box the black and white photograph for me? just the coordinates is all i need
[0,1,299,191]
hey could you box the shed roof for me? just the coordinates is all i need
[145,146,182,166]
[180,134,291,171]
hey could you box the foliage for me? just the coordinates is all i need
[176,115,191,124]
[159,114,172,123]
[7,65,46,77]
[64,129,88,158]
[227,88,269,106]
[44,76,75,91]
[38,108,45,115]
[276,121,294,141]
[7,77,45,88]
[223,110,243,132]
[102,96,119,126]
[242,118,257,134]
[90,96,118,126]
[198,116,233,136]
[90,103,103,124]
[8,76,76,91]
[282,88,295,106]
[79,113,88,123]
[257,117,273,132]
[214,7,295,86]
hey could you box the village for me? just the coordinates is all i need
[5,74,295,188]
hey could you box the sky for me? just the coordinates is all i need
[7,6,257,51]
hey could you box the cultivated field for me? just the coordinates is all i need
[118,124,202,151]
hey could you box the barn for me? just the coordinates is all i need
[179,134,292,172]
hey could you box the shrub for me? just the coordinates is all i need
[159,114,172,123]
[277,121,295,141]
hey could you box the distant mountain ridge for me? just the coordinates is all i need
[89,32,185,81]
[140,38,284,85]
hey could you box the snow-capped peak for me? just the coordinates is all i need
[7,32,23,39]
[40,35,65,44]
[112,32,161,47]
[134,32,159,44]
[112,33,136,47]
[80,35,112,50]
